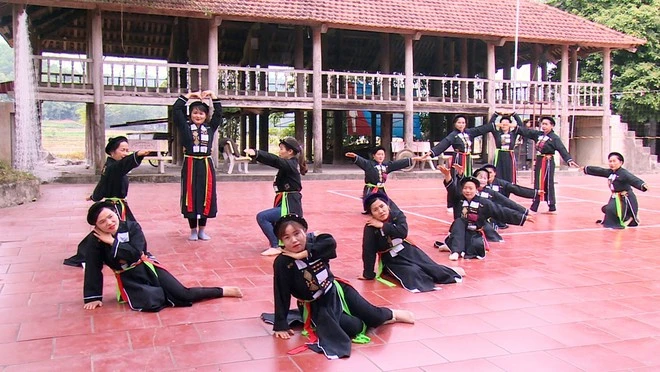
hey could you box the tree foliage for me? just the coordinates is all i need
[549,0,660,124]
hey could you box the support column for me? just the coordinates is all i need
[430,37,444,141]
[560,44,570,149]
[294,26,305,148]
[529,44,541,106]
[259,110,269,151]
[89,9,105,173]
[248,113,257,150]
[602,47,611,159]
[333,111,344,162]
[403,34,414,145]
[208,17,220,164]
[570,47,579,83]
[502,43,512,103]
[239,114,247,153]
[312,26,323,172]
[460,38,468,102]
[380,33,393,159]
[485,42,497,160]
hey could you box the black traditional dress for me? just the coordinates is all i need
[430,123,493,208]
[82,221,224,312]
[173,95,223,219]
[362,204,462,292]
[473,187,528,242]
[255,150,303,217]
[64,153,145,267]
[351,154,413,210]
[486,177,538,199]
[443,178,528,258]
[517,126,574,209]
[273,233,392,359]
[489,113,523,183]
[583,166,648,228]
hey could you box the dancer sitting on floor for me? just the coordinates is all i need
[438,165,534,260]
[360,192,464,291]
[245,137,307,256]
[64,136,150,268]
[582,152,649,229]
[81,201,242,312]
[345,147,420,213]
[271,214,414,359]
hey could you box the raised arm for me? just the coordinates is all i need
[501,180,538,199]
[348,153,373,172]
[253,150,293,170]
[172,95,190,132]
[306,233,338,262]
[620,168,649,192]
[553,136,577,166]
[386,157,414,173]
[203,90,223,132]
[381,206,409,239]
[489,189,527,214]
[429,131,457,157]
[583,166,611,178]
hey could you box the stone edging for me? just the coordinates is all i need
[0,179,41,208]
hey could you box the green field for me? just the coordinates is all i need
[42,120,128,159]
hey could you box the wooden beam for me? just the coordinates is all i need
[560,44,570,149]
[90,9,105,173]
[602,47,611,159]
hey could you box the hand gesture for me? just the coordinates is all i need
[452,163,464,175]
[568,160,579,168]
[437,165,451,176]
[526,215,535,224]
[244,149,256,156]
[366,217,384,229]
[420,151,433,161]
[186,91,201,99]
[345,152,357,158]
[93,227,115,245]
[281,249,307,260]
[201,90,217,100]
[136,150,151,157]
[274,329,295,339]
[83,300,103,310]
[85,195,92,201]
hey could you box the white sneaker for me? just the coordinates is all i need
[449,252,459,261]
[188,230,198,241]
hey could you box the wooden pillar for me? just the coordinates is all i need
[380,33,392,159]
[305,111,313,163]
[239,114,247,153]
[333,111,344,162]
[502,43,512,103]
[89,9,105,173]
[404,34,414,145]
[460,38,468,102]
[602,47,611,159]
[294,26,305,152]
[322,110,329,163]
[312,26,323,172]
[570,47,579,83]
[259,110,269,151]
[485,42,497,160]
[208,17,220,164]
[559,45,570,151]
[248,113,257,150]
[430,37,444,140]
[529,44,541,106]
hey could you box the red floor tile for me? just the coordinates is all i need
[548,344,644,371]
[1,175,660,370]
[422,334,509,362]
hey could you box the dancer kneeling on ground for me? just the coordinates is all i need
[345,147,420,213]
[582,152,649,229]
[438,165,534,260]
[271,214,414,359]
[82,201,242,312]
[360,192,464,292]
[246,136,307,256]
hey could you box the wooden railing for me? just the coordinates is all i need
[33,55,605,110]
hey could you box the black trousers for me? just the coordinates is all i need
[156,267,223,303]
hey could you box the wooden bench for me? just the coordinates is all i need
[221,140,251,174]
[126,135,171,174]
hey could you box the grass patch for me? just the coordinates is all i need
[0,161,37,184]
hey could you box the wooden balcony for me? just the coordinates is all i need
[33,55,606,116]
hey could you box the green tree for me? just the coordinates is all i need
[548,0,660,125]
[0,38,13,82]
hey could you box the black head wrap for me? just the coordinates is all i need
[86,201,115,225]
[273,214,308,239]
[452,114,468,125]
[363,192,389,213]
[482,164,497,173]
[460,176,480,188]
[472,167,489,178]
[105,136,128,155]
[280,137,302,154]
[371,146,386,156]
[608,152,624,163]
[540,116,556,126]
[188,100,210,118]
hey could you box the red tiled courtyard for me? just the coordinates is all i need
[1,171,660,371]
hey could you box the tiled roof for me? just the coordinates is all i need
[22,0,645,48]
